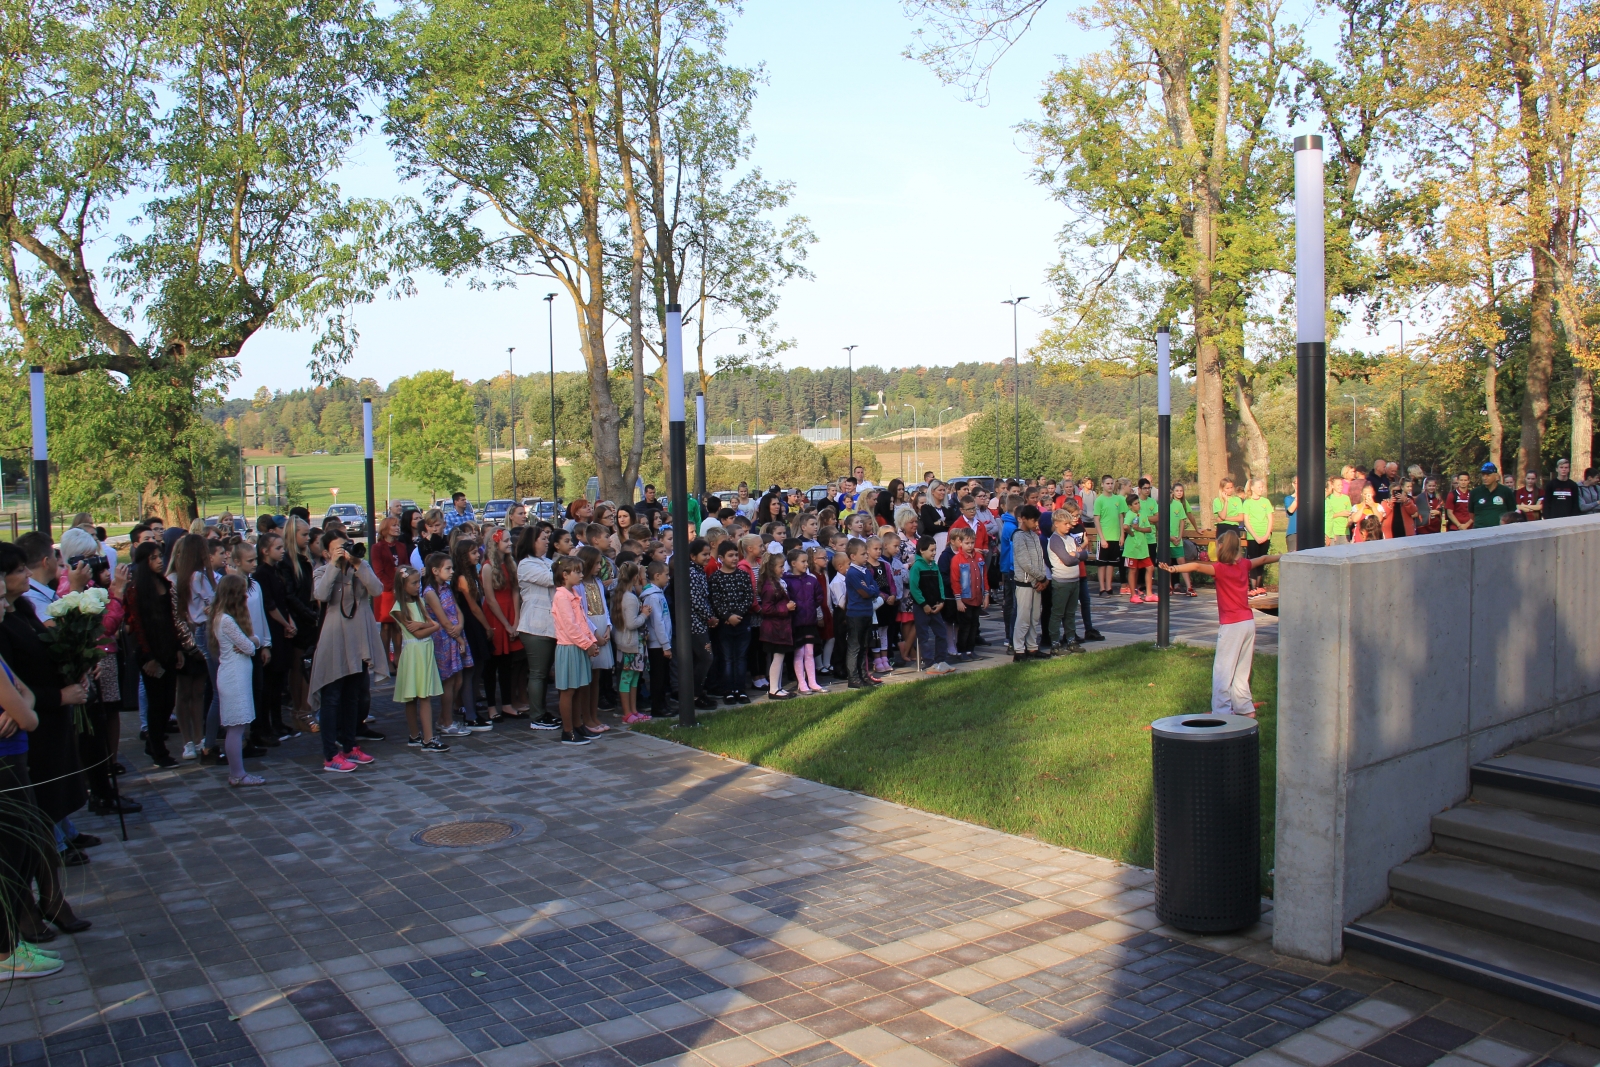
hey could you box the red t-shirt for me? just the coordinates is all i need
[1445,490,1473,529]
[1516,487,1541,519]
[1422,493,1442,534]
[1213,559,1254,625]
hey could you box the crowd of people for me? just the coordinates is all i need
[0,452,1594,981]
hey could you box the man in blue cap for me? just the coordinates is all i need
[1470,462,1517,528]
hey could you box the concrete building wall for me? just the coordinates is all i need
[1272,514,1600,964]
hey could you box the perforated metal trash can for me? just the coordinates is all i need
[1151,714,1260,933]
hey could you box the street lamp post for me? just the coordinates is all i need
[29,367,48,533]
[363,398,376,552]
[507,346,517,498]
[937,406,954,479]
[1156,330,1172,648]
[545,293,558,502]
[1295,133,1327,550]
[386,412,393,506]
[1391,318,1406,474]
[665,304,697,727]
[1002,298,1029,479]
[843,345,858,474]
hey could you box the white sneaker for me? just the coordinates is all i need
[181,742,198,760]
[442,723,472,738]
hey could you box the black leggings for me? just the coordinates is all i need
[483,652,521,708]
[0,756,49,954]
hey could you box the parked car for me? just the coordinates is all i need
[532,500,560,523]
[806,486,832,506]
[321,503,367,536]
[391,499,418,512]
[481,499,515,524]
[949,475,996,493]
[204,515,249,536]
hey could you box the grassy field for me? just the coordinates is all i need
[637,644,1277,889]
[210,451,513,516]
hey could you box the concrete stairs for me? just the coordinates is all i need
[1344,721,1600,1041]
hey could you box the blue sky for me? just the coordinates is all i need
[232,0,1072,397]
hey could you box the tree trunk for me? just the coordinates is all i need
[1486,354,1504,472]
[1234,371,1270,486]
[1513,10,1554,480]
[1574,364,1593,473]
[1521,259,1555,478]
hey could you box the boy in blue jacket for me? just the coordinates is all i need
[844,538,882,688]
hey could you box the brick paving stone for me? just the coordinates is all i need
[0,669,1585,1067]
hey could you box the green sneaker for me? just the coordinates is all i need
[0,948,64,979]
[19,941,60,961]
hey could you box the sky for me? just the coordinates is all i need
[231,0,1074,398]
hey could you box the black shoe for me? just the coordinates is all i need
[114,761,127,774]
[650,710,676,719]
[256,734,281,748]
[1013,653,1026,663]
[847,682,864,689]
[530,714,562,731]
[138,729,148,742]
[242,745,268,759]
[734,692,751,705]
[1083,629,1105,641]
[355,727,385,741]
[89,796,142,815]
[70,833,102,849]
[62,848,90,867]
[1030,650,1052,660]
[150,752,178,769]
[694,696,719,710]
[278,730,301,742]
[559,731,592,746]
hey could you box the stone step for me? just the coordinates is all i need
[1432,801,1600,889]
[1471,752,1600,826]
[1345,906,1600,1035]
[1389,852,1600,962]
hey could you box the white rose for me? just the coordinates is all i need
[46,597,73,618]
[80,588,109,614]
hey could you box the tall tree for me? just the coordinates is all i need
[387,370,477,500]
[908,0,1297,524]
[0,0,394,521]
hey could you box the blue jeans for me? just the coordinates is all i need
[318,672,364,761]
[913,608,947,667]
[717,624,751,695]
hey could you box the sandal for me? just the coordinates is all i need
[229,774,265,787]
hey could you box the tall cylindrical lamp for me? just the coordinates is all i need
[1156,329,1172,648]
[363,398,376,551]
[1295,134,1327,550]
[29,366,49,533]
[695,391,707,507]
[666,306,697,726]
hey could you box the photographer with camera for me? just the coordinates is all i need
[307,529,389,773]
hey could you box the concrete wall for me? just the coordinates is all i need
[1272,514,1600,964]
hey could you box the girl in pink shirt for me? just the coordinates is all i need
[550,557,597,747]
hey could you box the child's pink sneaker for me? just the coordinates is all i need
[1130,594,1145,604]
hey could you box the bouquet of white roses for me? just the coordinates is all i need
[40,587,112,732]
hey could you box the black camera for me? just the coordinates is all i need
[346,541,366,560]
[68,553,110,578]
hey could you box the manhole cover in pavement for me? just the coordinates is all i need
[413,819,520,848]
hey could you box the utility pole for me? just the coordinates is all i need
[29,367,49,533]
[1391,318,1407,474]
[666,305,697,727]
[363,398,376,552]
[545,293,559,503]
[695,392,707,506]
[843,345,858,475]
[507,345,517,499]
[1002,298,1028,479]
[937,406,954,480]
[1156,330,1171,648]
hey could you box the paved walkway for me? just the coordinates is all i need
[0,652,1584,1067]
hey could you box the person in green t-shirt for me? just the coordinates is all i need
[1240,479,1275,591]
[1093,480,1128,596]
[1213,477,1246,533]
[1469,463,1516,529]
[1166,483,1201,596]
[1325,477,1352,544]
[1122,491,1154,602]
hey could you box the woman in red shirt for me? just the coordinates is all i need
[370,517,406,667]
[1516,471,1543,521]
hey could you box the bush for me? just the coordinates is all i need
[756,435,827,488]
[492,462,562,501]
[705,456,753,494]
[820,443,882,482]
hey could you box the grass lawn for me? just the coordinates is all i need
[637,644,1277,890]
[209,452,508,515]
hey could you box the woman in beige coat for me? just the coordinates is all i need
[309,529,390,772]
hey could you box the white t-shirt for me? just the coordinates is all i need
[699,516,723,536]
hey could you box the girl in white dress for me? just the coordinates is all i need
[209,575,264,786]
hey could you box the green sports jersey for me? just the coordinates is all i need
[1241,497,1273,542]
[1122,506,1151,559]
[1325,493,1352,538]
[1138,498,1161,547]
[1168,500,1192,544]
[1470,484,1516,529]
[1094,493,1127,542]
[1213,494,1246,524]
